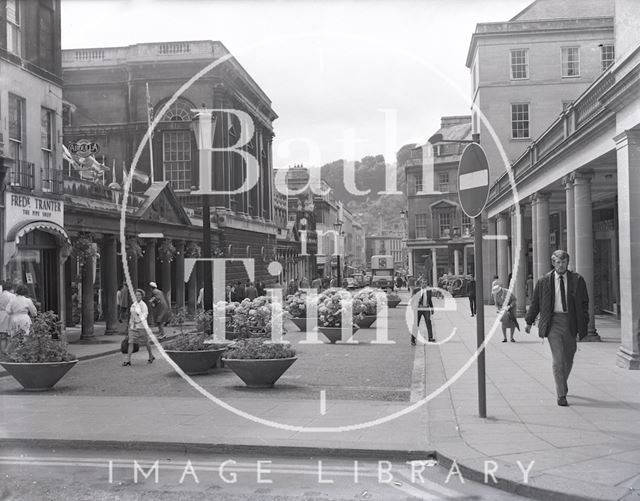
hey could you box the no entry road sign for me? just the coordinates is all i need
[458,143,490,219]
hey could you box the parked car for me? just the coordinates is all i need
[346,277,357,289]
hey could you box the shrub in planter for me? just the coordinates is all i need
[224,338,296,360]
[1,312,77,391]
[232,296,286,339]
[222,338,297,388]
[317,288,362,327]
[387,291,402,308]
[284,290,308,319]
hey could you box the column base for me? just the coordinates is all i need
[581,333,601,342]
[616,346,640,369]
[104,327,119,336]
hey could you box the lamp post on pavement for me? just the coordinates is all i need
[190,110,217,311]
[333,220,343,287]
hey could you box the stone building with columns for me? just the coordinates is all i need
[403,116,475,284]
[484,0,640,368]
[62,40,278,293]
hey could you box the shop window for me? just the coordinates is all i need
[162,130,192,191]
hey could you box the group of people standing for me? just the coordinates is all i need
[0,282,38,354]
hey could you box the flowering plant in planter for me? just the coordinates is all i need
[353,288,380,316]
[232,296,285,339]
[224,338,296,360]
[284,290,307,319]
[317,288,363,327]
[387,291,401,301]
[1,312,75,363]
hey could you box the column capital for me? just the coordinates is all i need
[144,238,157,246]
[535,191,552,202]
[572,170,594,185]
[614,127,640,148]
[562,175,574,189]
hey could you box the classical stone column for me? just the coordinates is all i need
[511,205,528,316]
[160,243,172,306]
[564,176,576,268]
[80,254,95,340]
[454,248,460,276]
[175,241,185,310]
[431,248,437,286]
[102,235,118,335]
[574,171,599,341]
[463,246,468,276]
[531,196,538,281]
[536,193,551,279]
[614,129,640,368]
[143,239,156,297]
[496,213,509,287]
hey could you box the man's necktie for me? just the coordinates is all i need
[559,275,567,312]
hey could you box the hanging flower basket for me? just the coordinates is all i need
[125,238,143,260]
[158,239,177,262]
[72,233,97,266]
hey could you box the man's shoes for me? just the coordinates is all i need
[411,342,416,346]
[557,396,569,407]
[502,339,507,343]
[428,337,435,343]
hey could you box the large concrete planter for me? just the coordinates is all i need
[0,360,78,391]
[387,298,401,309]
[289,317,310,331]
[355,315,377,329]
[165,348,226,375]
[222,357,297,388]
[318,325,360,344]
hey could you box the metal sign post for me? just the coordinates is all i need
[457,142,490,419]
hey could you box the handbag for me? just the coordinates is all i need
[120,337,139,354]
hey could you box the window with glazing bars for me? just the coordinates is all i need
[562,47,580,77]
[415,214,429,238]
[6,0,21,56]
[439,212,451,237]
[438,172,449,192]
[511,103,530,139]
[510,49,529,79]
[601,44,615,72]
[41,108,54,191]
[162,130,192,191]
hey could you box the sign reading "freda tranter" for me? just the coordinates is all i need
[5,192,64,230]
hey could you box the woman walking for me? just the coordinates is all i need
[0,282,16,354]
[123,289,154,366]
[493,283,519,343]
[6,285,37,337]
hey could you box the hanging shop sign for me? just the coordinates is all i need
[68,139,101,158]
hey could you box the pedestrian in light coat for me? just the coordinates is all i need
[525,250,589,407]
[149,282,170,339]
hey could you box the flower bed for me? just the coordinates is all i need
[317,288,363,327]
[352,288,381,316]
[233,296,286,339]
[224,338,295,359]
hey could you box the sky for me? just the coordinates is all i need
[61,0,532,168]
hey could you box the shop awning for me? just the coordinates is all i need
[4,221,72,267]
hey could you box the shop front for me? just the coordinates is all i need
[3,192,70,318]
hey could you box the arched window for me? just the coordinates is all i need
[160,98,193,122]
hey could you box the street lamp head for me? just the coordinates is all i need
[333,220,343,233]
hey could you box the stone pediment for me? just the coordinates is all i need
[136,182,191,226]
[430,199,458,211]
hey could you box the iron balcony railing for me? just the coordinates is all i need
[10,160,35,190]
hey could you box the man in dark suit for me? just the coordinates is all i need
[525,250,589,407]
[413,283,435,345]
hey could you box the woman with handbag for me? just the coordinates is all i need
[123,289,154,366]
[493,283,519,343]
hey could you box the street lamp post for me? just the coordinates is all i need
[333,220,343,287]
[191,110,217,311]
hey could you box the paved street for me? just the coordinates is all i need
[0,445,529,501]
[2,293,640,500]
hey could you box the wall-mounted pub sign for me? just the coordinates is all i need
[68,139,100,158]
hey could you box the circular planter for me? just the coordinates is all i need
[355,315,377,329]
[387,298,401,309]
[0,360,78,391]
[222,357,297,388]
[165,348,226,375]
[289,317,309,331]
[318,325,360,344]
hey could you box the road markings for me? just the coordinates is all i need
[320,390,327,415]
